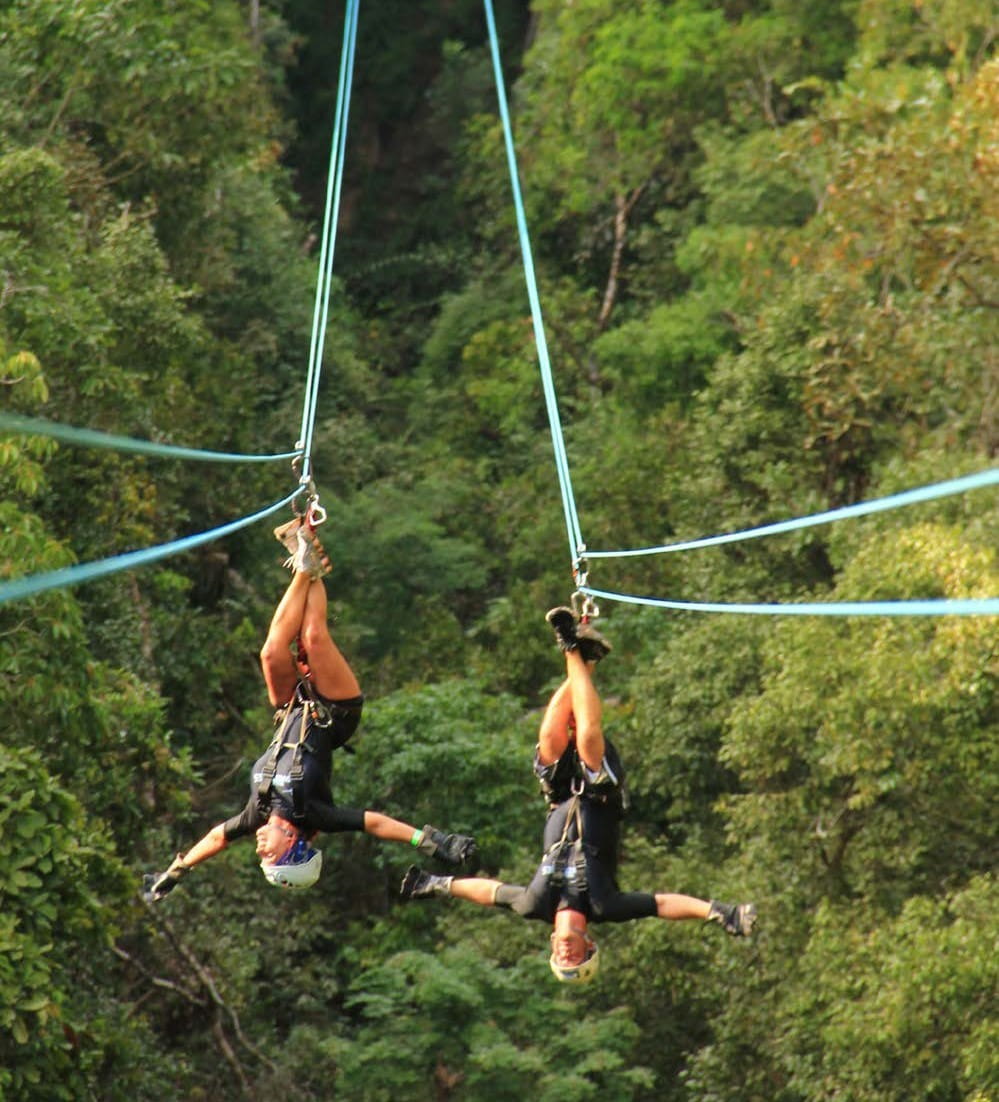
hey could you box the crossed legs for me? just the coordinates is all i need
[259,571,360,707]
[537,648,605,772]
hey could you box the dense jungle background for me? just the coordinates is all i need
[1,1,996,1099]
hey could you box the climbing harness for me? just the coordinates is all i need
[256,677,354,824]
[540,789,589,893]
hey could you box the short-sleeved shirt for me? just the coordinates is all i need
[222,689,366,841]
[495,738,657,924]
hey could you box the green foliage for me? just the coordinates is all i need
[776,878,999,1101]
[323,946,654,1101]
[595,292,738,407]
[0,0,995,1097]
[722,522,997,908]
[625,615,769,849]
[0,747,132,1100]
[338,679,536,870]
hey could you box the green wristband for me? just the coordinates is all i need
[410,829,423,847]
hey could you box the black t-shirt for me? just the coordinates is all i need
[495,796,657,923]
[496,740,656,924]
[222,690,366,841]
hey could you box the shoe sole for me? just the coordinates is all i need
[300,528,333,579]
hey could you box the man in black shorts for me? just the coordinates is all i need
[144,519,477,901]
[399,607,755,982]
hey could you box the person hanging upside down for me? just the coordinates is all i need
[143,517,478,901]
[399,606,755,983]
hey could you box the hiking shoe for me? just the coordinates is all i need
[291,527,333,580]
[546,606,579,652]
[707,900,757,937]
[399,865,453,901]
[274,517,303,556]
[576,620,611,663]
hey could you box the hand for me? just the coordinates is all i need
[418,825,480,871]
[142,855,188,903]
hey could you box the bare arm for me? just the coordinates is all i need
[363,809,420,844]
[179,823,230,868]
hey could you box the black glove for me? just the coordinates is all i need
[417,825,480,871]
[142,854,189,903]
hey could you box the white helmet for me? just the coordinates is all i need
[549,937,600,983]
[261,840,323,889]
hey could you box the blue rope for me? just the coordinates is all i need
[482,1,998,616]
[0,490,299,605]
[0,5,361,486]
[299,0,359,486]
[0,7,361,607]
[484,0,585,569]
[0,413,301,463]
[580,586,999,617]
[585,469,999,559]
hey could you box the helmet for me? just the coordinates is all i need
[261,838,323,889]
[549,937,600,983]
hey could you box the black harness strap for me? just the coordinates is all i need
[541,790,589,892]
[257,679,334,822]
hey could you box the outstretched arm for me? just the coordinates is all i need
[142,823,229,903]
[363,809,422,844]
[181,823,230,868]
[363,811,478,869]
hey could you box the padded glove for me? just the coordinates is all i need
[417,825,479,871]
[707,900,757,937]
[142,854,189,903]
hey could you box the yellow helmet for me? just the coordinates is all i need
[549,937,600,983]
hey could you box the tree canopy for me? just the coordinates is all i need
[1,1,995,1099]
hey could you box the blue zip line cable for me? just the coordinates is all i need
[0,490,299,606]
[0,6,359,606]
[6,5,993,618]
[299,0,359,485]
[580,586,999,617]
[483,0,994,616]
[585,469,999,559]
[0,413,302,463]
[484,0,585,568]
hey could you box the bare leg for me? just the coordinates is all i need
[298,579,361,700]
[537,678,574,765]
[450,877,505,906]
[564,650,604,772]
[655,892,711,920]
[260,572,313,706]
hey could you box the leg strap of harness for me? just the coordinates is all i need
[542,795,589,890]
[258,692,301,803]
[259,678,333,821]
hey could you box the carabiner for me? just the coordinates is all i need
[571,590,600,623]
[307,499,327,528]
